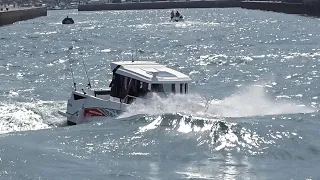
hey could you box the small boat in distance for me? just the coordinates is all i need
[62,16,74,24]
[59,60,192,125]
[170,10,184,22]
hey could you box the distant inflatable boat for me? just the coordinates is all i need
[62,16,74,24]
[171,15,184,22]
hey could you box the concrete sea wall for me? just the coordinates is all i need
[240,1,320,17]
[0,7,47,26]
[78,0,320,18]
[78,1,240,11]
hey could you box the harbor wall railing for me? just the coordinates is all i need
[0,7,47,26]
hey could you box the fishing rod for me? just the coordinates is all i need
[131,43,141,62]
[80,51,91,89]
[68,46,76,91]
[131,49,134,62]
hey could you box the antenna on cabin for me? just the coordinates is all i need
[68,46,76,91]
[135,48,139,61]
[80,50,92,89]
[131,49,134,62]
[132,43,141,62]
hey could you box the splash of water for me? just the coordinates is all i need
[119,85,314,119]
[0,101,66,134]
[118,93,210,119]
[120,84,315,153]
[208,85,315,118]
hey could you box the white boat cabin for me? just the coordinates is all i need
[108,61,192,104]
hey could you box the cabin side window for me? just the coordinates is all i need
[185,83,188,94]
[126,78,141,99]
[151,84,164,93]
[179,83,188,94]
[150,84,178,95]
[110,74,152,103]
[171,84,176,93]
[109,73,127,99]
[109,73,118,98]
[149,84,188,94]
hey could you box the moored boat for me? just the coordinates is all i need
[62,16,74,24]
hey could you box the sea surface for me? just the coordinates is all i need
[0,8,320,180]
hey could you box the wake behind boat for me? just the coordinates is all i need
[59,60,191,125]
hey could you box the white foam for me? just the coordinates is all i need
[0,101,66,134]
[118,93,208,119]
[208,85,315,118]
[119,85,315,119]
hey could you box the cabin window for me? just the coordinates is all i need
[185,83,188,94]
[151,84,164,93]
[110,73,120,98]
[159,84,172,94]
[180,83,183,94]
[137,82,150,98]
[124,79,152,103]
[171,84,176,93]
[124,77,130,95]
[126,79,140,98]
[179,83,188,94]
[110,74,152,103]
[110,73,126,99]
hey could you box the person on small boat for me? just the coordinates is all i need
[171,10,175,20]
[175,11,180,18]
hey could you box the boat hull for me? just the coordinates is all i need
[60,90,127,125]
[67,120,76,126]
[171,16,184,22]
[62,18,74,24]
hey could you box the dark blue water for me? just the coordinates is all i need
[0,8,319,179]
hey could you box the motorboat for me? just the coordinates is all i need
[62,16,74,24]
[170,11,184,22]
[58,60,192,125]
[171,15,184,22]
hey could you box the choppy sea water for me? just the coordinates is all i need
[0,8,320,180]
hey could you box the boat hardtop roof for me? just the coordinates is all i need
[110,61,191,84]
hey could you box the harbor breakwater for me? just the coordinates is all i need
[0,7,47,26]
[78,0,320,17]
[78,1,240,11]
[240,1,320,17]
